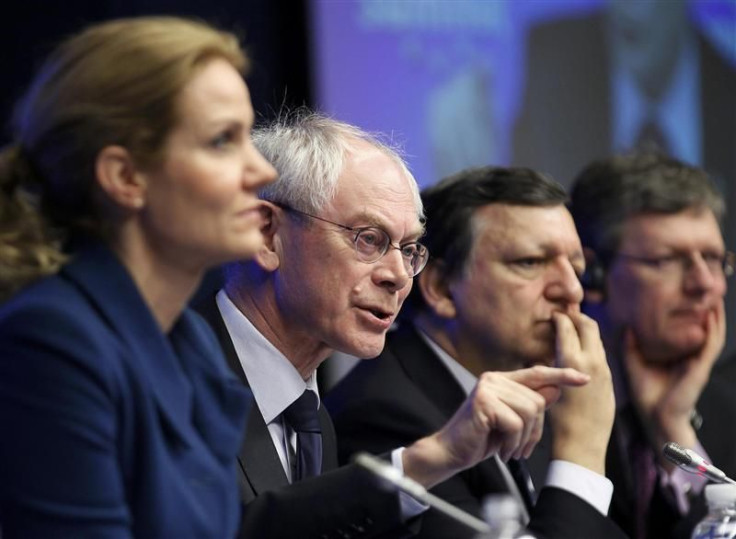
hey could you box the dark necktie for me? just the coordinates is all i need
[621,402,659,539]
[631,438,658,539]
[283,390,322,481]
[508,458,537,510]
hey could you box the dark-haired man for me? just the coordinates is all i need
[327,166,625,538]
[199,114,595,538]
[569,152,736,538]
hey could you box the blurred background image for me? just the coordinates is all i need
[312,0,734,188]
[2,0,734,354]
[311,0,736,359]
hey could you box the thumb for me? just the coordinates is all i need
[537,385,562,408]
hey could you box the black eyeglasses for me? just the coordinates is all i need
[275,203,429,277]
[616,251,736,279]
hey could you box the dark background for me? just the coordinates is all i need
[0,0,312,144]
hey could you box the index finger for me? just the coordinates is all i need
[552,311,581,368]
[505,365,590,390]
[696,301,726,370]
[564,311,601,353]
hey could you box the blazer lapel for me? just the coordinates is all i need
[168,312,251,464]
[238,403,289,499]
[63,243,195,448]
[196,295,289,496]
[319,405,339,472]
[388,324,467,419]
[195,295,246,385]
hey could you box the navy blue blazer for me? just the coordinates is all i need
[0,243,251,538]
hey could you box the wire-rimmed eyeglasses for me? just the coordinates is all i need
[616,250,736,278]
[275,203,429,277]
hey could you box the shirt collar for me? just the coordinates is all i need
[216,289,319,425]
[415,326,477,396]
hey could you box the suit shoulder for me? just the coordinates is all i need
[0,275,126,388]
[532,486,626,538]
[325,339,410,414]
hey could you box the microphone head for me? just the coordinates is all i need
[663,442,693,467]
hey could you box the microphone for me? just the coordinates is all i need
[354,452,491,534]
[662,442,736,485]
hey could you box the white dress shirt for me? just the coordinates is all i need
[216,290,426,517]
[217,289,318,482]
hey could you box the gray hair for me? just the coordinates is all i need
[253,109,423,217]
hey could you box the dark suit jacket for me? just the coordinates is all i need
[197,296,415,539]
[0,242,250,538]
[605,375,736,539]
[713,354,736,387]
[325,324,626,539]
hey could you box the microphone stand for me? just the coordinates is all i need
[354,452,491,535]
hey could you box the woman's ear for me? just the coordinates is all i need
[252,202,281,272]
[95,145,147,210]
[417,260,457,319]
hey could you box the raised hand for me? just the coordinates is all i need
[402,364,590,489]
[548,311,615,475]
[624,300,725,465]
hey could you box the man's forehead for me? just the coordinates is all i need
[332,145,419,213]
[618,208,724,248]
[475,203,577,240]
[468,205,583,265]
[324,174,422,240]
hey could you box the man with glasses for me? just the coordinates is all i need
[569,152,736,539]
[197,112,590,538]
[271,202,429,276]
[327,166,626,538]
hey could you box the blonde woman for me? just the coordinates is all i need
[0,17,275,536]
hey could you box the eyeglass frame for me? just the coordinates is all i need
[614,250,736,278]
[273,202,429,277]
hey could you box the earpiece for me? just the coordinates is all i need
[580,253,606,292]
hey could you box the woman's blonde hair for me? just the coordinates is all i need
[0,16,248,301]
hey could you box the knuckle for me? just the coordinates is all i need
[529,365,546,378]
[511,415,525,434]
[522,398,543,420]
[587,319,602,338]
[533,393,546,411]
[479,372,499,385]
[478,372,505,392]
[504,413,524,434]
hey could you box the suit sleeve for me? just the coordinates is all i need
[530,487,625,539]
[0,302,131,538]
[238,464,417,539]
[327,350,627,539]
[328,362,487,539]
